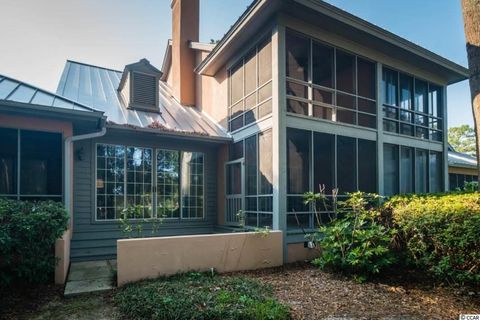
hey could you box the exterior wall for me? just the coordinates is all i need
[0,113,74,284]
[117,231,283,286]
[55,230,72,284]
[449,166,478,175]
[71,127,222,261]
[274,16,449,256]
[195,52,229,129]
[287,242,320,263]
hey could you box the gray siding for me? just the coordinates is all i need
[71,128,222,261]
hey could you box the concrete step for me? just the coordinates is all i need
[64,260,117,297]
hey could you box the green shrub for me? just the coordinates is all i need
[114,272,290,320]
[307,192,396,282]
[0,198,69,286]
[387,193,480,285]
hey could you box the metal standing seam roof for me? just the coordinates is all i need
[56,60,230,140]
[0,74,99,114]
[448,150,477,169]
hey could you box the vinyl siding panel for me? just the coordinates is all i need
[71,128,223,261]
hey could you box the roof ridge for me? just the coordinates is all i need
[66,60,123,74]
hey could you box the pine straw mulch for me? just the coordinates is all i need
[230,262,480,320]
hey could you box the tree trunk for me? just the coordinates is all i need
[461,0,480,188]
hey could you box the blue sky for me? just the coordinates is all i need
[0,0,472,127]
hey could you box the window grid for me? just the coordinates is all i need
[228,130,273,228]
[285,30,377,129]
[96,144,126,220]
[95,144,205,221]
[228,38,273,132]
[125,147,153,219]
[157,150,180,219]
[181,152,204,219]
[285,129,377,231]
[382,67,443,142]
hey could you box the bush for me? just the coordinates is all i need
[308,192,396,282]
[114,272,290,320]
[0,199,69,286]
[387,193,480,285]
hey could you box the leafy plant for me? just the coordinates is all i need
[0,199,68,287]
[387,193,480,285]
[114,272,290,320]
[306,192,396,282]
[119,204,165,238]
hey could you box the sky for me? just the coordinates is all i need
[0,0,472,127]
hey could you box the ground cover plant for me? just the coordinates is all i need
[114,272,290,320]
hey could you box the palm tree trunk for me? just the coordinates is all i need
[461,0,480,187]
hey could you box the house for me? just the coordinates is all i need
[448,146,478,190]
[0,0,468,284]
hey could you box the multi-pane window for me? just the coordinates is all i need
[228,129,273,228]
[97,145,126,220]
[96,144,204,221]
[285,30,377,129]
[383,143,443,196]
[228,38,272,132]
[382,68,444,141]
[126,147,153,218]
[286,128,377,230]
[181,152,204,219]
[449,173,478,190]
[0,128,62,202]
[157,150,180,218]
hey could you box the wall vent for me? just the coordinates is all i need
[132,72,157,108]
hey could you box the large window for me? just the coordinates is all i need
[0,128,62,201]
[286,30,377,129]
[382,67,443,141]
[228,130,273,228]
[286,128,377,230]
[383,143,443,196]
[450,173,478,190]
[228,38,272,132]
[96,144,204,221]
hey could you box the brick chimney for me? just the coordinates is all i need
[171,0,199,106]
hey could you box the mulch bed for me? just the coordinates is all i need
[234,262,480,320]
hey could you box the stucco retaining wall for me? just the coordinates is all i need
[117,231,283,286]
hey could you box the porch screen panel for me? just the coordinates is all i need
[429,151,443,193]
[383,144,399,196]
[181,152,204,219]
[415,149,428,193]
[157,150,180,218]
[258,130,273,228]
[400,147,414,194]
[358,139,377,193]
[0,128,17,197]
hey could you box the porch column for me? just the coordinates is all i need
[272,21,288,262]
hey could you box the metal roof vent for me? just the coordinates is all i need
[118,58,162,113]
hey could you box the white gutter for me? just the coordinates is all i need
[64,126,107,228]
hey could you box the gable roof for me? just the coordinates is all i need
[0,73,103,118]
[196,0,468,84]
[56,60,230,141]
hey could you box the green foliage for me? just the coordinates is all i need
[448,124,476,156]
[119,205,165,238]
[387,193,480,285]
[463,181,479,192]
[0,199,69,286]
[114,272,290,320]
[307,192,396,282]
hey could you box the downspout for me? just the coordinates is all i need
[64,123,107,229]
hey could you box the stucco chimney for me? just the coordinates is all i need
[171,0,199,106]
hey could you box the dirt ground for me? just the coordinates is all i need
[1,263,479,320]
[241,263,480,320]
